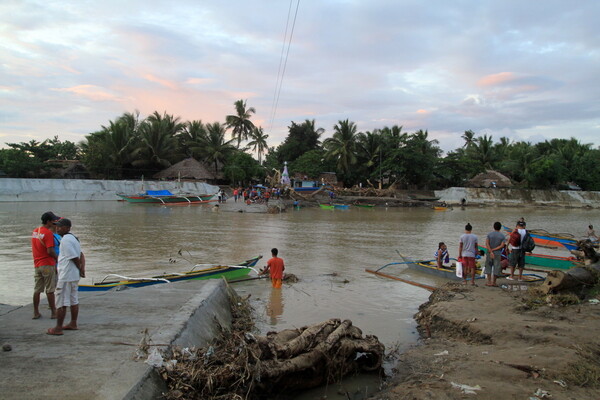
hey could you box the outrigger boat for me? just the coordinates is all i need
[398,254,484,281]
[319,204,334,210]
[353,203,375,208]
[478,246,579,270]
[79,256,262,292]
[333,203,350,210]
[502,225,581,251]
[117,190,216,204]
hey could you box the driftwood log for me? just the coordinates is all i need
[540,264,600,294]
[541,240,600,294]
[160,318,384,399]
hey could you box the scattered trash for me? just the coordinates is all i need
[145,347,164,368]
[451,382,481,395]
[481,351,488,355]
[553,380,567,388]
[589,299,599,305]
[2,343,12,352]
[164,359,178,371]
[533,388,551,398]
[466,317,477,323]
[434,350,449,356]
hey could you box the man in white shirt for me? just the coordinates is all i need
[47,218,85,336]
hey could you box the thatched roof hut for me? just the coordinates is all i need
[468,170,512,188]
[153,158,223,182]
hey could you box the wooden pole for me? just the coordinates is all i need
[365,269,437,291]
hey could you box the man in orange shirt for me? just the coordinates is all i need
[262,248,285,288]
[31,211,61,319]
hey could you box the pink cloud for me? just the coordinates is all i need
[477,72,516,87]
[53,85,121,102]
[142,74,179,90]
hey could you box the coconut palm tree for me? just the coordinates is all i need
[226,99,256,148]
[197,122,236,176]
[468,134,499,170]
[180,120,207,158]
[462,130,476,148]
[135,111,184,169]
[323,119,359,182]
[246,126,269,164]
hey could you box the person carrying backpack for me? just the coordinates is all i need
[508,221,527,281]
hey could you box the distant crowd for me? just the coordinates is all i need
[217,186,284,205]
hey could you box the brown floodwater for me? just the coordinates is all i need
[1,201,597,398]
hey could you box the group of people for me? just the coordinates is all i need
[230,186,283,205]
[435,218,532,287]
[31,211,85,335]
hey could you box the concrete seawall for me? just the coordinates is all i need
[0,178,219,202]
[436,187,600,208]
[0,279,234,400]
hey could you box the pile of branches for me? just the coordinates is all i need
[160,316,384,399]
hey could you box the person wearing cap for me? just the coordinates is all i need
[47,218,85,335]
[31,211,61,319]
[508,221,527,281]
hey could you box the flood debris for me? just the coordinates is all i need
[158,294,384,399]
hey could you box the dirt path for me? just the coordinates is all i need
[376,283,600,400]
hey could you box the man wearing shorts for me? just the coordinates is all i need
[485,222,507,287]
[262,248,285,289]
[31,211,61,319]
[508,221,527,281]
[458,223,478,286]
[48,218,85,335]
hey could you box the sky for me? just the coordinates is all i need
[1,0,599,154]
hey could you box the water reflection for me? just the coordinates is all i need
[266,287,284,325]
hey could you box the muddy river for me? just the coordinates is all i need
[1,201,597,398]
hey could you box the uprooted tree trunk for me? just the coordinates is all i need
[540,264,600,294]
[160,318,385,399]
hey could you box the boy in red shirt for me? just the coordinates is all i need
[31,211,61,319]
[262,248,285,288]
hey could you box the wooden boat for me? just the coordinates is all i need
[333,204,350,209]
[399,254,483,281]
[354,203,375,208]
[79,256,262,292]
[408,195,440,202]
[117,190,215,204]
[478,246,578,270]
[433,206,448,211]
[319,204,334,210]
[502,225,578,250]
[399,254,542,282]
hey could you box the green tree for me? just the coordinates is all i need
[180,120,207,158]
[135,111,184,170]
[197,122,236,177]
[323,119,358,185]
[289,149,332,179]
[275,119,324,163]
[246,126,269,164]
[462,130,476,148]
[223,152,264,185]
[468,134,499,170]
[225,99,256,148]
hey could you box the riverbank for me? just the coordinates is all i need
[2,178,600,208]
[375,282,600,400]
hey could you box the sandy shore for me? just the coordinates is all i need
[375,282,600,400]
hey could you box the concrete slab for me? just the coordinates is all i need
[0,279,233,400]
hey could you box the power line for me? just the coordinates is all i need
[268,0,300,135]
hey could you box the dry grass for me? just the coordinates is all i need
[563,344,600,388]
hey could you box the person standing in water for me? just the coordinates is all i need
[261,248,285,288]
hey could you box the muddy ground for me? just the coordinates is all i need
[373,282,600,400]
